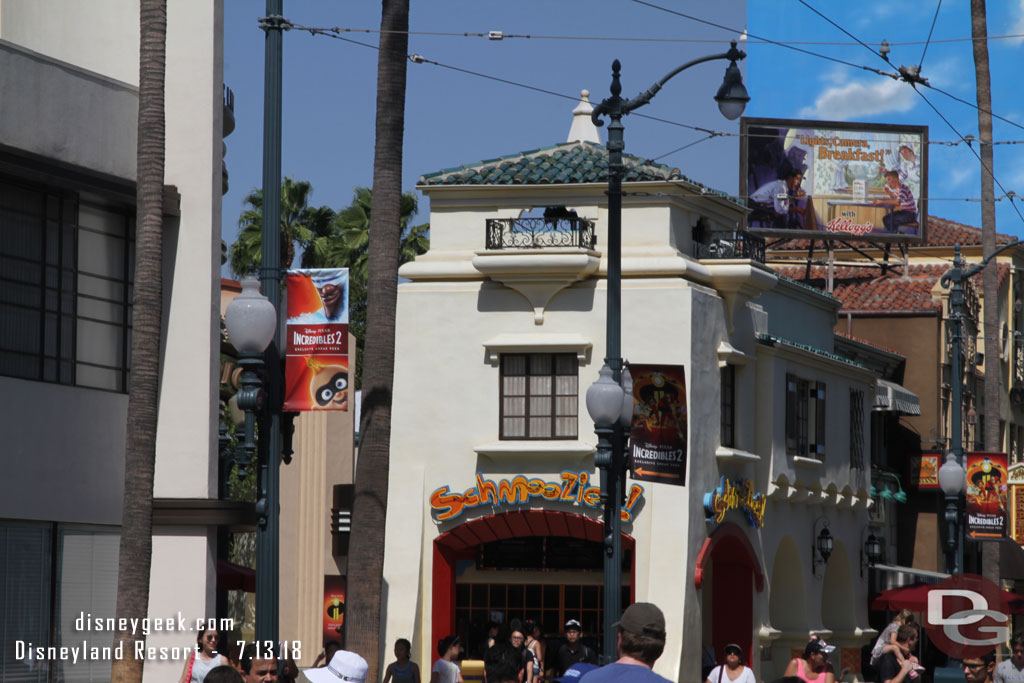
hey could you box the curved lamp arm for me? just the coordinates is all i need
[592,41,746,126]
[942,239,1024,289]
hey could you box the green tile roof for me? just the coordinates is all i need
[417,141,739,203]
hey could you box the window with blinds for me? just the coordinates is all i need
[57,527,119,682]
[0,522,120,683]
[0,522,53,683]
[500,353,578,439]
[786,374,826,458]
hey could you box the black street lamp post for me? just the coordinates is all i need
[586,43,748,663]
[939,240,1022,574]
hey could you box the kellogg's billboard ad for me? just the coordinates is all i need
[740,117,927,241]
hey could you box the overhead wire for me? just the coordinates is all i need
[919,0,944,69]
[789,2,1024,226]
[287,16,1022,209]
[330,26,1024,47]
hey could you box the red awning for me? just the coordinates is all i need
[872,582,1024,613]
[217,559,256,593]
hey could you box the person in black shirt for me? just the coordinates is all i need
[876,625,919,683]
[555,620,596,676]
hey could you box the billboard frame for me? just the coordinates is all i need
[740,116,928,243]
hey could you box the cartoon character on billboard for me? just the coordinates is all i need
[287,269,348,324]
[967,457,1007,516]
[308,357,348,410]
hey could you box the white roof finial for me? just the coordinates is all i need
[567,89,601,144]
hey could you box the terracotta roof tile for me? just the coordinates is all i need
[773,262,1010,313]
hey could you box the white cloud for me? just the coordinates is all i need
[948,165,976,188]
[798,77,918,120]
[1010,1,1024,46]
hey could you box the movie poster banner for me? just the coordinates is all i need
[965,451,1008,540]
[323,575,346,649]
[628,364,687,487]
[741,117,927,240]
[284,269,349,411]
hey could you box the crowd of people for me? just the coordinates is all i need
[175,606,1024,683]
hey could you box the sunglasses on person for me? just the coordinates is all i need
[963,662,987,670]
[725,647,742,657]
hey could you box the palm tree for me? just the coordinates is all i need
[111,1,165,681]
[317,186,428,387]
[229,176,335,276]
[970,0,1002,592]
[343,0,409,677]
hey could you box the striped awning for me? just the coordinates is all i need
[875,379,921,415]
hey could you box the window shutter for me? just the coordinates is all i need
[786,375,798,451]
[0,522,53,683]
[814,383,827,456]
[57,527,119,682]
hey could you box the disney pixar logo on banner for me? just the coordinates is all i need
[924,574,1019,659]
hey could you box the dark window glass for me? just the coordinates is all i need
[500,353,578,439]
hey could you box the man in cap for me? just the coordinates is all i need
[301,649,369,683]
[579,603,672,683]
[557,619,597,676]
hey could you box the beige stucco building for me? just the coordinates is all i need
[380,103,879,683]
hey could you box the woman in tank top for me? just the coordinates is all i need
[784,637,836,683]
[178,628,228,683]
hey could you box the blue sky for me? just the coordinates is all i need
[222,1,1024,272]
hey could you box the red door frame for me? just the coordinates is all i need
[693,523,764,666]
[432,510,636,650]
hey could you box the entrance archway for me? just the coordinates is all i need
[694,523,764,665]
[432,510,636,653]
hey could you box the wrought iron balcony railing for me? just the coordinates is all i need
[485,217,597,250]
[693,230,766,264]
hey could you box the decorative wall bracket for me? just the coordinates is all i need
[472,249,600,324]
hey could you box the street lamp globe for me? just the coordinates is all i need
[587,363,625,425]
[937,451,966,496]
[714,60,750,121]
[224,276,277,354]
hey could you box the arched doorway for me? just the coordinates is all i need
[433,510,636,656]
[695,523,765,665]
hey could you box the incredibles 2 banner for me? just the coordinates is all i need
[284,269,349,411]
[965,451,1007,540]
[628,364,687,486]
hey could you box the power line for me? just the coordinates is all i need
[629,0,900,80]
[284,20,1024,149]
[919,0,944,69]
[326,26,1024,46]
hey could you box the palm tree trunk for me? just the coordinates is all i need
[345,0,408,678]
[110,2,165,681]
[971,0,1001,584]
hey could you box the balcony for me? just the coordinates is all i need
[693,229,766,264]
[485,217,596,250]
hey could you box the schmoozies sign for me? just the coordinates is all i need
[430,471,645,523]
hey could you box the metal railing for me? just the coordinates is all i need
[485,217,596,250]
[692,230,766,263]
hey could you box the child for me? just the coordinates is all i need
[870,610,916,667]
[384,639,420,683]
[432,635,463,683]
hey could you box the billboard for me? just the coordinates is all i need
[628,364,687,486]
[741,117,927,240]
[284,268,350,411]
[965,452,1008,540]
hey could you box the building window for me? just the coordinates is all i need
[786,374,826,458]
[720,364,735,448]
[850,389,865,470]
[500,353,578,439]
[0,176,133,391]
